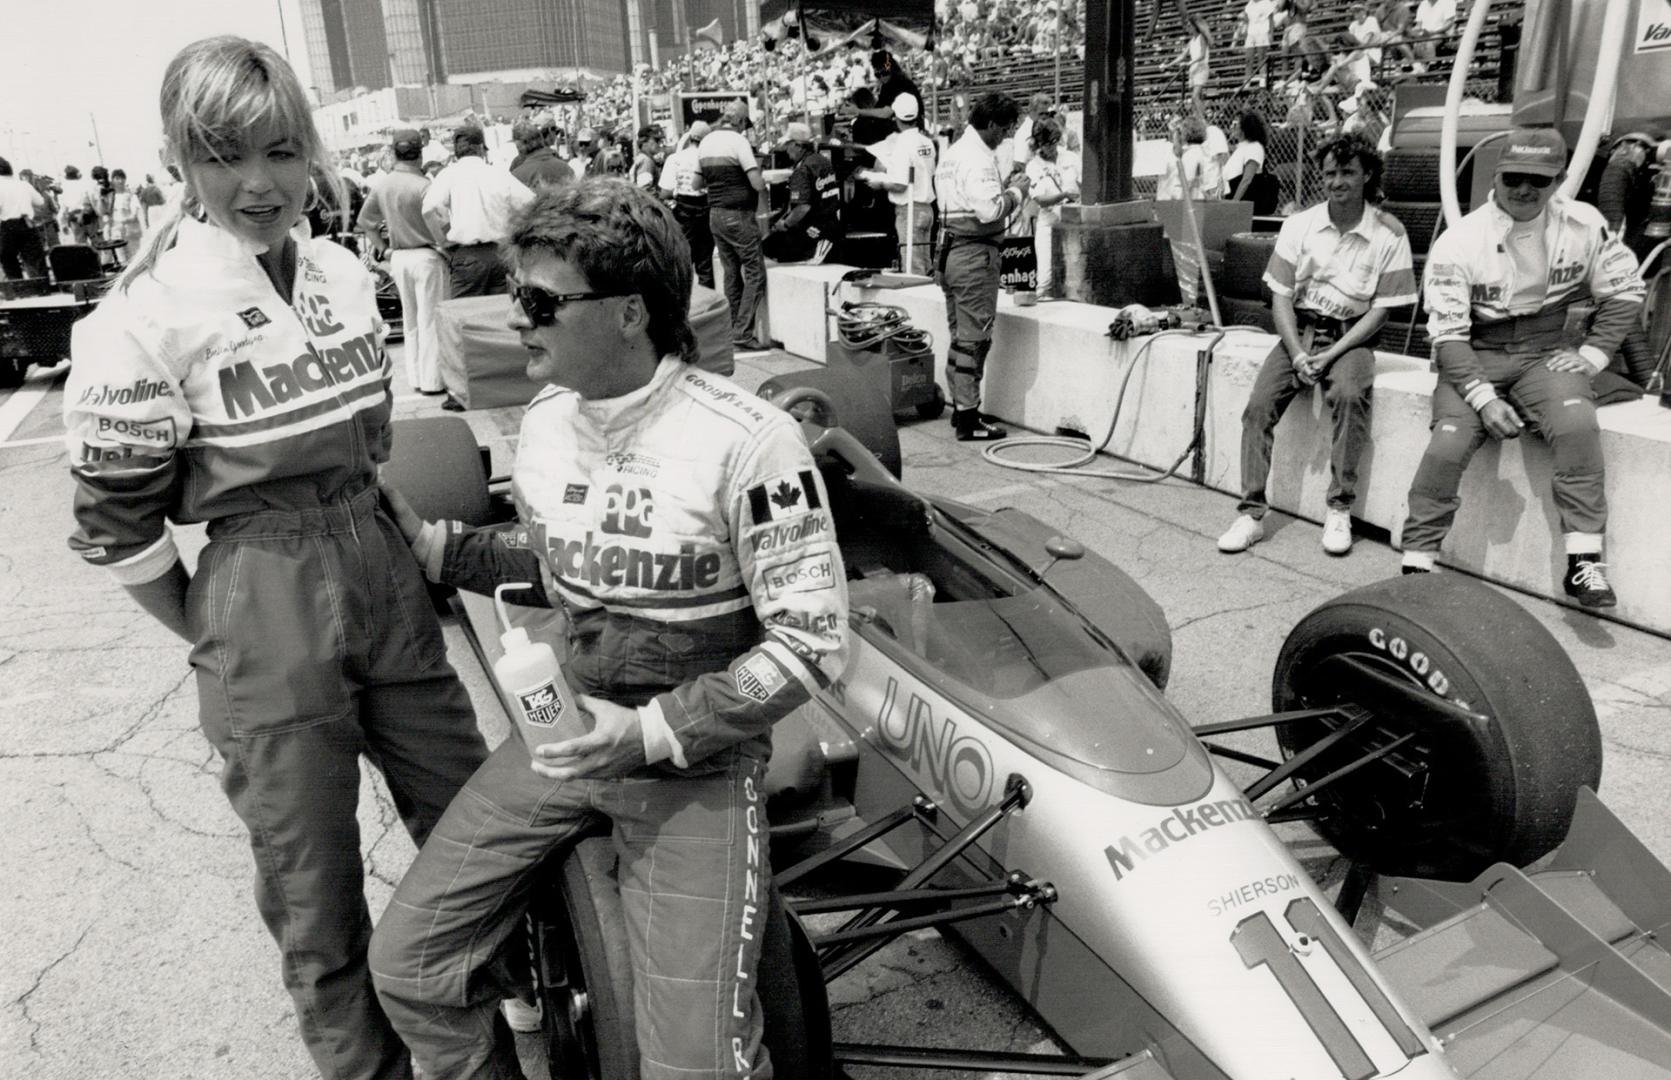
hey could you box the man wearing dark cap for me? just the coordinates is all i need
[510,119,574,191]
[357,129,449,394]
[764,123,841,264]
[421,125,535,296]
[1402,127,1645,607]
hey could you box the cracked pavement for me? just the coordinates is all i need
[3,349,1668,1080]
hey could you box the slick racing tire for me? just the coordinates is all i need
[1220,232,1278,301]
[1271,574,1601,881]
[384,415,492,527]
[536,836,831,1080]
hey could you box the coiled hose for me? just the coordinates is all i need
[980,327,1266,482]
[832,302,933,355]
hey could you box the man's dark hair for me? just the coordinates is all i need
[1237,109,1270,147]
[503,178,697,363]
[637,123,665,146]
[0,157,12,177]
[1313,132,1385,202]
[969,92,1021,132]
[112,168,127,181]
[394,141,422,162]
[871,50,896,76]
[454,125,486,154]
[65,165,81,179]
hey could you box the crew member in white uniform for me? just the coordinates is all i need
[863,92,938,277]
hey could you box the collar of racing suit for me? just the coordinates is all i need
[570,355,684,433]
[171,210,311,263]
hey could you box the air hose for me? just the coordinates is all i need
[980,327,1265,481]
[832,302,933,355]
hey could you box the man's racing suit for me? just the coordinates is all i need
[63,216,488,1080]
[369,357,848,1080]
[1402,196,1644,555]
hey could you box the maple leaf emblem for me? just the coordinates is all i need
[770,480,803,510]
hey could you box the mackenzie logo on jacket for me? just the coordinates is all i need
[218,331,381,419]
[540,525,726,592]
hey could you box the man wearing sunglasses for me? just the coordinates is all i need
[1403,127,1645,607]
[371,179,848,1080]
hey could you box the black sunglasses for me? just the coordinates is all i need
[512,285,627,327]
[1499,171,1555,190]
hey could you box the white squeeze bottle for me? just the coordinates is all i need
[493,582,580,748]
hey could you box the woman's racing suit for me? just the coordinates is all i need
[65,217,488,1080]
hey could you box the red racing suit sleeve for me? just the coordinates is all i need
[644,419,850,768]
[63,300,193,585]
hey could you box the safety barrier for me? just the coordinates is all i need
[765,262,1671,637]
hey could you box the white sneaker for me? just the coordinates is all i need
[1217,514,1266,553]
[502,996,542,1033]
[1321,509,1353,556]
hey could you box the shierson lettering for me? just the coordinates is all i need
[1103,798,1255,881]
[219,331,379,418]
[1206,873,1300,917]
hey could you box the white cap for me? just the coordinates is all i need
[891,93,920,122]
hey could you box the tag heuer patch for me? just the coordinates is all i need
[236,307,271,329]
[747,470,822,524]
[734,654,787,703]
[563,483,589,504]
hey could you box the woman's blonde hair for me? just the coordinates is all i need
[117,35,338,292]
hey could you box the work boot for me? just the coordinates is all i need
[1564,555,1617,608]
[1216,514,1265,553]
[952,408,1006,442]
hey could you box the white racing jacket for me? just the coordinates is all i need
[1423,196,1644,405]
[427,358,849,771]
[65,218,391,583]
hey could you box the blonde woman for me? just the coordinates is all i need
[62,36,487,1078]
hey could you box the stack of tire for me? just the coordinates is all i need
[1216,231,1280,332]
[1375,147,1475,360]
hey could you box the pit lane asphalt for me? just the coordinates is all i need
[3,344,1669,1080]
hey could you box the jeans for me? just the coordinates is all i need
[710,207,766,344]
[938,237,1001,410]
[1237,334,1375,519]
[675,202,714,289]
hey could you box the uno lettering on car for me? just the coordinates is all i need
[874,676,995,816]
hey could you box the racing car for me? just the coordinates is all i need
[384,387,1671,1080]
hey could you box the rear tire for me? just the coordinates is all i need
[1272,574,1601,881]
[0,358,26,390]
[1380,201,1445,255]
[535,836,830,1080]
[1220,232,1278,301]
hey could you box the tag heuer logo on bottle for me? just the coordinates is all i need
[519,682,564,726]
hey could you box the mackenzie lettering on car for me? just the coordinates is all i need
[218,331,381,419]
[1103,797,1257,881]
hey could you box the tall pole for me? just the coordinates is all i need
[275,0,293,62]
[88,113,106,168]
[1083,0,1134,203]
[1054,0,1063,108]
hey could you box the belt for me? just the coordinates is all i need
[1471,307,1572,349]
[1295,310,1350,336]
